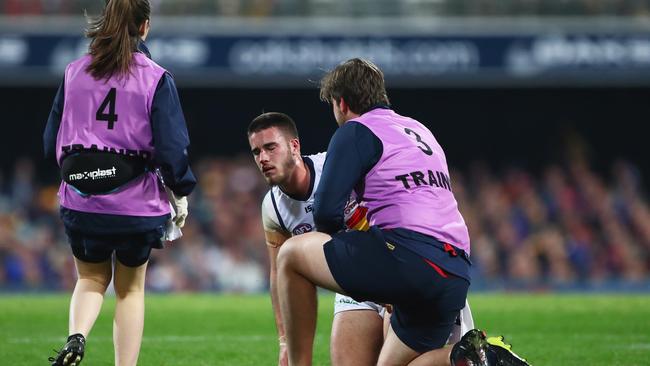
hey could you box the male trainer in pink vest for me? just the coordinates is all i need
[274,58,530,366]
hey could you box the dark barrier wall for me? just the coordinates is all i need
[3,86,648,187]
[5,29,650,87]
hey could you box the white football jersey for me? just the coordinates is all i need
[261,152,386,318]
[262,152,326,236]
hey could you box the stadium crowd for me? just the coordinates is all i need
[0,150,648,292]
[1,0,648,17]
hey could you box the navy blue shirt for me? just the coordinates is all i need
[313,121,382,234]
[44,42,196,234]
[314,107,471,281]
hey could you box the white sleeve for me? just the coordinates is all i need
[261,191,283,233]
[459,300,475,335]
[446,299,474,344]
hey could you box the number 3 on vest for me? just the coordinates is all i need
[404,128,433,156]
[96,88,119,129]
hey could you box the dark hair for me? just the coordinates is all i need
[86,0,151,79]
[247,112,299,139]
[319,58,390,114]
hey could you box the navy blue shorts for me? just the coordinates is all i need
[324,226,469,352]
[66,227,164,267]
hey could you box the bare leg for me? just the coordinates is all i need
[331,310,383,366]
[408,347,452,366]
[69,258,112,337]
[383,310,391,338]
[277,232,345,366]
[378,324,454,366]
[377,325,420,366]
[113,260,148,366]
[377,318,451,366]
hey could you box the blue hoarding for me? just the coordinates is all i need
[2,31,650,86]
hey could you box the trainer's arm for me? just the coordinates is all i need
[43,80,64,163]
[150,73,197,196]
[314,122,382,234]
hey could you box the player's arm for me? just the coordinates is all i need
[261,194,291,365]
[314,122,382,234]
[266,230,290,338]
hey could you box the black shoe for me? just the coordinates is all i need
[486,335,531,366]
[450,329,490,366]
[48,333,85,366]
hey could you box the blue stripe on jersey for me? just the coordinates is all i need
[279,156,316,202]
[303,156,316,200]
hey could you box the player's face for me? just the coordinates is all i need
[249,127,297,186]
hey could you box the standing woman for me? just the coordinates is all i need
[44,1,196,365]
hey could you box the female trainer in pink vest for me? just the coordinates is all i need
[44,1,196,365]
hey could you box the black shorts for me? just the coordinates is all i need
[66,226,164,267]
[324,226,469,352]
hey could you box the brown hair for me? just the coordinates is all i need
[248,112,299,139]
[319,58,390,114]
[85,0,151,79]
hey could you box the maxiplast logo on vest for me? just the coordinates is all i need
[68,167,117,182]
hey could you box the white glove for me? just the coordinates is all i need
[165,187,188,228]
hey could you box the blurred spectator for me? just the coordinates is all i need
[0,149,649,292]
[1,0,649,17]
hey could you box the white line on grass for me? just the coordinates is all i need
[621,343,650,350]
[10,335,278,344]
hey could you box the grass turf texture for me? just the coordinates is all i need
[0,293,648,365]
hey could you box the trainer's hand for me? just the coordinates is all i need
[165,187,188,228]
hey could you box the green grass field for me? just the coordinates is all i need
[1,293,648,365]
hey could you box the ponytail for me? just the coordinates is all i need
[85,0,151,80]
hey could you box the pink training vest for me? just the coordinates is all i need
[56,53,170,217]
[353,108,470,254]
